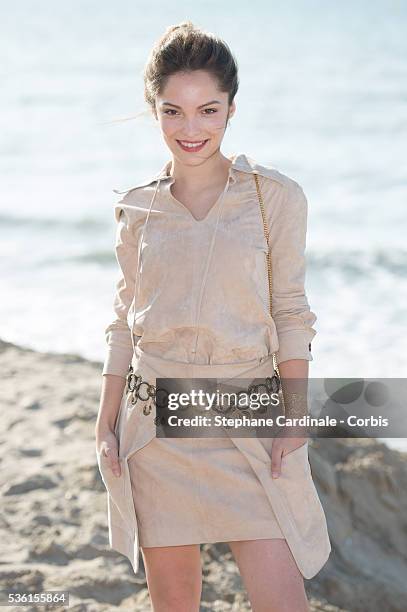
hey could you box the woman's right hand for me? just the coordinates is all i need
[95,427,121,478]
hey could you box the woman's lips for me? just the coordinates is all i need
[176,139,209,152]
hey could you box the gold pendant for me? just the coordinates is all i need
[143,403,152,416]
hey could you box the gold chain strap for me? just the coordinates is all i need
[253,171,286,414]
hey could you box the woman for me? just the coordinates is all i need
[95,21,331,612]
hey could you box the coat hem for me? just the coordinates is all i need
[109,520,139,573]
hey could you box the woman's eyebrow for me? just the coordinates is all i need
[161,100,221,109]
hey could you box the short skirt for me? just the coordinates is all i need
[128,435,285,548]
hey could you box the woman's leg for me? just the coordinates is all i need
[228,539,309,612]
[141,544,202,612]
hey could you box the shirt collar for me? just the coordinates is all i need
[150,153,262,184]
[113,153,273,195]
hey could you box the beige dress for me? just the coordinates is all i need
[97,153,332,579]
[127,354,285,548]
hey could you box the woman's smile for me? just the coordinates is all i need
[176,139,209,152]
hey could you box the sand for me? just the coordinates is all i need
[1,337,406,611]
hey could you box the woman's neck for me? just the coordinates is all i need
[167,151,233,192]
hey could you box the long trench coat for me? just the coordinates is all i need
[96,153,332,579]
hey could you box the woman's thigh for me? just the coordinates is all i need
[141,544,202,611]
[227,539,309,612]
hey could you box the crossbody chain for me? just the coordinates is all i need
[124,172,286,419]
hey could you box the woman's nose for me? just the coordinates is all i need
[180,118,206,135]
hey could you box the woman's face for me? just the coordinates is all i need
[154,69,235,164]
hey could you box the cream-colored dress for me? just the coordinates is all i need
[96,153,332,579]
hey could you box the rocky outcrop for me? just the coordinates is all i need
[308,438,407,612]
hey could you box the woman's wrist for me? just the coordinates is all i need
[95,417,116,436]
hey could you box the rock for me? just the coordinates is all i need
[308,438,407,612]
[3,474,58,495]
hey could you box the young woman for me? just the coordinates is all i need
[95,21,331,612]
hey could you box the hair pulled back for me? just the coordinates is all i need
[144,21,239,119]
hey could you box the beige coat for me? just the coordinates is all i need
[96,153,331,579]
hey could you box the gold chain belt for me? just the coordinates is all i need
[125,364,282,421]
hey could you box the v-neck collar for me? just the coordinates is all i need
[167,171,232,223]
[158,153,240,223]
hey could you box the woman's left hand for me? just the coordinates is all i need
[270,435,308,478]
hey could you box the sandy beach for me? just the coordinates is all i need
[0,336,406,611]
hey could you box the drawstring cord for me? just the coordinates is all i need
[191,176,231,365]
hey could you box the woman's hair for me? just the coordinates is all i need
[144,21,239,120]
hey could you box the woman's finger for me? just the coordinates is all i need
[104,445,121,477]
[271,445,283,479]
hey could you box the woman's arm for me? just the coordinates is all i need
[95,205,138,477]
[270,182,317,366]
[267,181,316,476]
[102,205,139,378]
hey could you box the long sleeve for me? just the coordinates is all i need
[102,205,139,378]
[268,181,317,366]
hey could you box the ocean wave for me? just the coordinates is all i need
[0,213,107,231]
[307,249,407,277]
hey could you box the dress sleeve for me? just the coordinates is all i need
[102,204,139,378]
[268,182,317,366]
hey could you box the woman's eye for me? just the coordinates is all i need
[163,108,217,116]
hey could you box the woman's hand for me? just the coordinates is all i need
[96,374,127,478]
[269,358,310,478]
[95,426,122,478]
[270,435,308,479]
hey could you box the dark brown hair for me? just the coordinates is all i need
[144,21,239,120]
